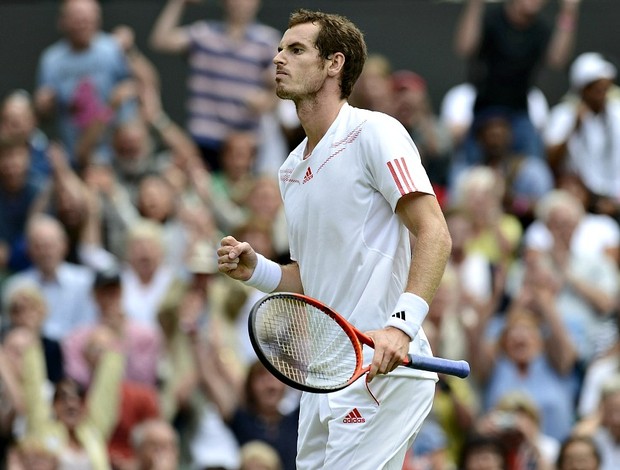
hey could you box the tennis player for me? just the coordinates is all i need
[217,9,452,469]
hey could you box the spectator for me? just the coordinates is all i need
[239,440,282,470]
[2,280,64,384]
[439,81,549,151]
[0,89,52,181]
[156,240,243,470]
[466,262,579,441]
[453,0,581,163]
[120,219,176,327]
[81,325,160,470]
[34,0,138,166]
[0,137,45,275]
[514,189,620,362]
[556,434,601,470]
[451,165,523,269]
[130,419,180,470]
[2,213,98,341]
[545,52,620,222]
[8,435,60,470]
[523,179,620,269]
[194,355,299,470]
[458,432,508,470]
[149,0,281,172]
[469,109,554,226]
[62,267,162,389]
[349,53,396,115]
[573,374,620,470]
[474,391,560,470]
[20,330,123,470]
[391,69,453,200]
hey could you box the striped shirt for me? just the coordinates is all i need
[185,20,281,149]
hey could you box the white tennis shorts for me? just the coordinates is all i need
[296,374,436,469]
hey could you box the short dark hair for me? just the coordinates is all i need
[288,9,367,99]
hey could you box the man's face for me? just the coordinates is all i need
[273,23,329,101]
[60,0,100,49]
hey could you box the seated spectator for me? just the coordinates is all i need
[573,374,620,470]
[120,219,176,327]
[3,280,64,383]
[458,432,508,470]
[523,184,620,269]
[81,325,160,470]
[7,435,60,470]
[556,434,601,470]
[469,109,554,225]
[130,419,180,470]
[513,189,620,362]
[466,260,579,441]
[2,213,97,341]
[239,440,283,470]
[391,69,453,200]
[0,89,52,181]
[474,391,560,469]
[20,331,124,470]
[348,53,395,115]
[0,137,45,275]
[63,267,162,389]
[194,354,299,470]
[545,52,620,222]
[450,165,523,268]
[579,321,620,421]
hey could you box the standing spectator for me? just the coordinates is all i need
[453,0,582,163]
[34,0,137,165]
[545,52,620,222]
[149,0,281,172]
[2,213,97,341]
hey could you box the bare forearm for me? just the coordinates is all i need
[275,262,304,294]
[150,0,189,53]
[454,0,485,58]
[546,2,580,69]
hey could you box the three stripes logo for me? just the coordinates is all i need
[343,408,366,424]
[303,166,314,183]
[392,311,407,321]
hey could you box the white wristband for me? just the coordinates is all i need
[385,292,429,341]
[243,254,282,293]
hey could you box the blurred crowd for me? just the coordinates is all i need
[0,0,619,469]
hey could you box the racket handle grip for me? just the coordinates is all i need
[405,354,470,379]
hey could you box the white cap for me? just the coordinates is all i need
[570,52,617,90]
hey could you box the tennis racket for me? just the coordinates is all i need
[248,292,470,393]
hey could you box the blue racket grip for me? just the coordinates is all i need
[406,354,470,379]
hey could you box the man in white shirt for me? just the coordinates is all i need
[217,9,451,469]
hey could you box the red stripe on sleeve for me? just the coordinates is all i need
[394,158,414,193]
[399,157,417,192]
[387,161,405,196]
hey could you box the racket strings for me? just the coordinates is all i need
[255,298,359,389]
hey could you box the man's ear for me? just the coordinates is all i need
[327,52,346,77]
